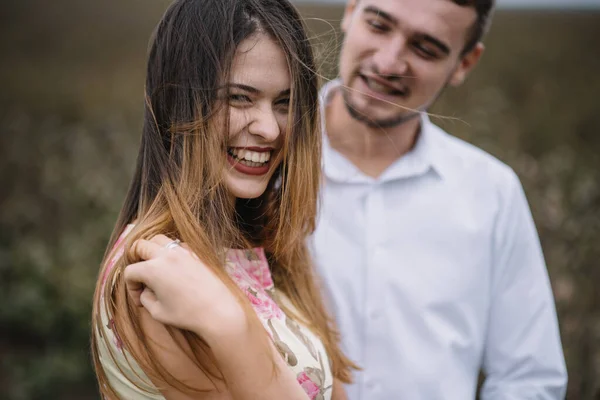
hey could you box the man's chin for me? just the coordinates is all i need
[344,99,419,129]
[341,90,416,127]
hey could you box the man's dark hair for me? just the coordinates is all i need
[452,0,496,54]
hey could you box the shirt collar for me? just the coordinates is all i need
[320,79,451,183]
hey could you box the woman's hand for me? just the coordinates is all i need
[124,234,247,338]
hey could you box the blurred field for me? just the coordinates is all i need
[1,1,599,399]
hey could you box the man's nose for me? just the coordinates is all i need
[372,39,409,79]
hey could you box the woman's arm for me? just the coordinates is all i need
[331,379,348,400]
[117,304,308,399]
[122,235,309,400]
[199,314,309,400]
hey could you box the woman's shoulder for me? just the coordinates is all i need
[95,224,225,398]
[95,223,165,398]
[96,301,165,399]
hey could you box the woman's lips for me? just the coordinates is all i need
[227,148,272,176]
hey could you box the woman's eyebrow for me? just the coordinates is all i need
[224,83,260,93]
[224,84,290,97]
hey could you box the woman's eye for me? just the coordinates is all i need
[275,98,290,111]
[229,94,251,103]
[276,98,290,106]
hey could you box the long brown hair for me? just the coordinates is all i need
[91,0,356,397]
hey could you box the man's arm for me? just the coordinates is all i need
[481,170,567,399]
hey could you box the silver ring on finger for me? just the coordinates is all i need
[165,239,181,250]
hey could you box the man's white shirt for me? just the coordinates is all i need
[311,80,567,400]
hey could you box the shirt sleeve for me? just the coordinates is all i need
[481,170,568,399]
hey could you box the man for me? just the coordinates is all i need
[311,0,568,399]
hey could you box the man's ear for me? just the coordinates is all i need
[341,0,358,33]
[449,42,484,87]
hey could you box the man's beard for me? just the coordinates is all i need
[343,92,422,128]
[342,89,422,129]
[341,71,453,129]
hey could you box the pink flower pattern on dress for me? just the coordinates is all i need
[226,248,274,290]
[106,318,123,350]
[297,371,320,400]
[225,249,284,322]
[246,288,284,320]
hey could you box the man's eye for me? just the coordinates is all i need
[414,44,437,59]
[367,20,389,32]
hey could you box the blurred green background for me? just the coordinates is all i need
[0,1,598,399]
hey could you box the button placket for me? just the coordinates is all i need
[362,184,385,398]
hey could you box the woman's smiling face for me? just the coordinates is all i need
[222,33,291,199]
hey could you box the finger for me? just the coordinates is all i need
[124,261,153,291]
[132,239,164,261]
[140,288,159,316]
[151,234,186,254]
[150,234,175,247]
[125,262,156,307]
[127,284,143,307]
[125,268,144,307]
[180,242,196,257]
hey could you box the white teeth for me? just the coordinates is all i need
[367,78,401,95]
[239,159,263,167]
[228,148,271,164]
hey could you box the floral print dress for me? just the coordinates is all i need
[96,225,333,399]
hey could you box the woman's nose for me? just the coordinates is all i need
[248,106,281,142]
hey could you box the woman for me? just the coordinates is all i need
[90,0,356,398]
